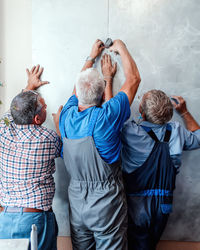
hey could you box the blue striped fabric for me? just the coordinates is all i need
[127,189,173,197]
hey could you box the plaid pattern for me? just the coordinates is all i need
[0,111,61,211]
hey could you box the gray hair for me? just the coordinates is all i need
[10,91,43,125]
[141,89,173,125]
[76,68,105,106]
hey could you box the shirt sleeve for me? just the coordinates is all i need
[59,95,78,139]
[183,128,200,150]
[53,135,62,158]
[172,122,200,151]
[102,92,130,132]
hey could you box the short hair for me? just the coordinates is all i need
[140,89,173,125]
[76,68,105,106]
[10,91,43,125]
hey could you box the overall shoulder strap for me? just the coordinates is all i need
[141,124,172,142]
[163,124,172,142]
[141,125,159,142]
[88,107,100,136]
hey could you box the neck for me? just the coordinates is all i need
[78,104,94,112]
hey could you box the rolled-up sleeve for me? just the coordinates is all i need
[183,128,200,150]
[171,122,200,151]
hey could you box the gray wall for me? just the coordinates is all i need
[32,0,200,240]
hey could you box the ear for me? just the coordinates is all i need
[139,104,146,121]
[141,112,146,120]
[33,114,42,125]
[139,104,142,114]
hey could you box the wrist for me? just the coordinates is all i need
[86,56,95,63]
[24,84,36,91]
[104,77,113,85]
[103,75,113,80]
[180,110,189,117]
[24,87,32,91]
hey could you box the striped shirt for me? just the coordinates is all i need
[0,112,61,211]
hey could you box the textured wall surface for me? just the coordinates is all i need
[32,0,200,240]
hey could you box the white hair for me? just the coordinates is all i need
[76,68,105,106]
[141,89,173,125]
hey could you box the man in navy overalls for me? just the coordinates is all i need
[53,39,141,249]
[121,90,200,250]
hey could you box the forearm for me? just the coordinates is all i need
[76,59,95,94]
[119,45,140,81]
[81,60,94,72]
[119,45,141,104]
[82,39,104,71]
[104,78,113,101]
[55,123,61,137]
[181,111,200,132]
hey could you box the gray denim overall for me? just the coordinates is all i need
[63,107,127,250]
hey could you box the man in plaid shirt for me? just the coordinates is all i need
[0,65,62,250]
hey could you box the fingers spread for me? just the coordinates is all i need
[41,81,49,86]
[107,54,111,64]
[102,54,106,64]
[33,64,40,74]
[101,58,103,68]
[31,66,36,73]
[37,67,44,77]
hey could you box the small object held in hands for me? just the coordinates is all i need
[171,97,179,105]
[105,38,113,48]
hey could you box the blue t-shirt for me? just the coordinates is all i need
[59,92,130,164]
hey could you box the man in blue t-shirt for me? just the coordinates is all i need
[53,39,141,250]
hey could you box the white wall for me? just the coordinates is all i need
[32,0,200,241]
[0,0,32,115]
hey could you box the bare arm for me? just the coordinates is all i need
[172,95,200,132]
[81,39,104,72]
[101,54,117,101]
[109,40,141,105]
[71,39,105,96]
[52,105,63,137]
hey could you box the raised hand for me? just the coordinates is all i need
[25,65,49,91]
[52,105,63,137]
[171,95,187,115]
[101,54,117,80]
[90,39,105,59]
[109,39,126,54]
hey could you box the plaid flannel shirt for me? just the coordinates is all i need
[0,111,62,211]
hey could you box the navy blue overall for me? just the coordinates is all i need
[123,124,177,250]
[63,107,127,250]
